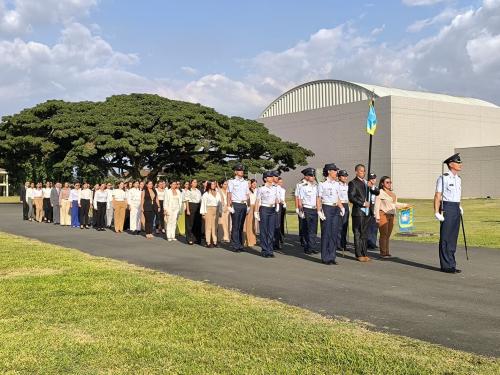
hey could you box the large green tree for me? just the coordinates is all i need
[0,94,313,186]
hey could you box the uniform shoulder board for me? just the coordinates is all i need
[443,173,449,176]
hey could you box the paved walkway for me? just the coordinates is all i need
[0,204,499,357]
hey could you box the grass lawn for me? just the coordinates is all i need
[284,198,500,248]
[0,196,20,204]
[0,232,499,374]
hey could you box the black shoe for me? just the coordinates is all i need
[331,261,338,265]
[304,250,312,255]
[268,254,275,258]
[312,250,320,254]
[454,269,462,274]
[441,268,455,273]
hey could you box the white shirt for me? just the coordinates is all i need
[298,182,318,208]
[318,178,341,205]
[276,185,286,203]
[127,187,142,206]
[338,182,349,203]
[79,188,93,204]
[184,188,202,203]
[436,172,461,203]
[228,177,249,203]
[165,189,184,211]
[42,187,52,198]
[256,184,279,206]
[157,189,165,201]
[200,191,222,215]
[295,180,307,197]
[106,189,113,204]
[25,187,34,202]
[69,189,80,201]
[249,190,257,205]
[93,190,110,210]
[113,189,127,201]
[33,188,43,198]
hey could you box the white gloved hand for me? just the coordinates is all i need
[435,212,445,222]
[298,211,305,219]
[228,206,235,214]
[246,206,251,214]
[254,212,260,221]
[283,202,287,209]
[318,211,326,221]
[275,205,280,213]
[340,207,345,217]
[295,207,300,215]
[460,206,464,215]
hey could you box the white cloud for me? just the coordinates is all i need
[180,66,199,75]
[407,8,459,32]
[402,0,447,6]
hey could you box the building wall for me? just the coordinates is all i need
[455,146,500,198]
[259,97,392,187]
[390,96,500,198]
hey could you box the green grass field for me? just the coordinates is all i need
[0,196,20,204]
[0,232,499,374]
[284,198,500,248]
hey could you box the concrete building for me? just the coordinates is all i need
[258,80,500,198]
[0,168,9,196]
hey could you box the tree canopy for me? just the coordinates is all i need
[0,94,313,186]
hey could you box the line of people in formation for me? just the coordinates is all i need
[19,162,409,264]
[19,176,286,248]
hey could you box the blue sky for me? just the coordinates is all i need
[1,0,498,118]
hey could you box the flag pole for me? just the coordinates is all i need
[366,92,375,203]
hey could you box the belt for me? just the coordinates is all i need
[341,201,349,204]
[322,202,337,206]
[302,205,317,209]
[260,203,275,208]
[233,201,247,204]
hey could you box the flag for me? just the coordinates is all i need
[366,99,377,136]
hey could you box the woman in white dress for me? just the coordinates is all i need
[164,181,184,241]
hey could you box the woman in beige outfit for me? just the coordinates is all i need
[374,176,410,257]
[244,179,258,246]
[200,181,222,247]
[218,180,231,243]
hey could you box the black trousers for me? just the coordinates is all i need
[79,199,90,226]
[338,203,349,249]
[439,201,460,270]
[156,200,165,230]
[230,202,247,250]
[22,200,29,220]
[144,210,155,235]
[186,202,202,243]
[320,205,340,263]
[303,208,318,252]
[95,202,107,229]
[352,214,370,257]
[43,198,52,221]
[260,206,276,256]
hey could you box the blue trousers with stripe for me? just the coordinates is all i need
[439,201,460,270]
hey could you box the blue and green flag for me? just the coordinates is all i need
[366,99,377,136]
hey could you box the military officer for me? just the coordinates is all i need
[295,171,308,246]
[337,170,350,251]
[297,167,319,255]
[227,163,250,252]
[434,153,463,274]
[317,163,344,265]
[271,170,284,249]
[254,171,280,258]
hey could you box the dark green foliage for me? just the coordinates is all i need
[0,94,313,185]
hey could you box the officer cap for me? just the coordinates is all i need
[233,163,245,171]
[262,171,273,182]
[443,153,462,165]
[271,170,281,177]
[323,163,339,172]
[302,167,315,177]
[338,169,349,177]
[368,173,377,180]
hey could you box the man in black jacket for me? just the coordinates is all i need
[348,164,379,261]
[20,182,29,220]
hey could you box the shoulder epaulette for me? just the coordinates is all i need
[443,173,449,176]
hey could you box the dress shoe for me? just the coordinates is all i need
[312,250,320,254]
[304,250,313,255]
[331,261,338,265]
[441,268,456,273]
[454,269,462,274]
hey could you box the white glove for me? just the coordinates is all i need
[295,208,300,215]
[275,205,280,213]
[228,206,235,214]
[460,206,463,215]
[298,211,305,219]
[318,211,326,221]
[435,212,445,222]
[254,212,260,221]
[246,206,251,214]
[283,202,287,209]
[340,207,345,217]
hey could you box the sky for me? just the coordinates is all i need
[1,0,499,119]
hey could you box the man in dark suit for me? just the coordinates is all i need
[348,164,379,262]
[50,182,61,225]
[20,182,29,220]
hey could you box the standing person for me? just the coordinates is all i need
[227,163,250,252]
[297,168,319,255]
[317,164,344,265]
[375,176,410,257]
[254,171,279,258]
[164,181,183,241]
[50,182,61,225]
[127,181,142,235]
[295,171,308,246]
[156,181,166,234]
[112,182,127,233]
[244,179,257,247]
[33,183,44,223]
[20,182,29,220]
[93,184,108,231]
[26,182,35,221]
[348,164,372,262]
[200,180,222,247]
[434,153,464,274]
[91,183,100,228]
[218,179,231,243]
[59,182,71,226]
[271,171,283,250]
[367,173,380,250]
[79,182,92,229]
[105,182,114,229]
[69,183,81,228]
[184,179,202,245]
[337,170,350,252]
[277,177,287,247]
[42,182,53,223]
[141,181,159,239]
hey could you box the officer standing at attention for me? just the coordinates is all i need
[227,163,250,252]
[254,171,280,258]
[272,171,284,249]
[434,153,463,274]
[317,164,344,265]
[337,170,350,251]
[297,168,319,255]
[295,171,308,246]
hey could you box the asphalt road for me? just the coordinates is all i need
[0,203,499,357]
